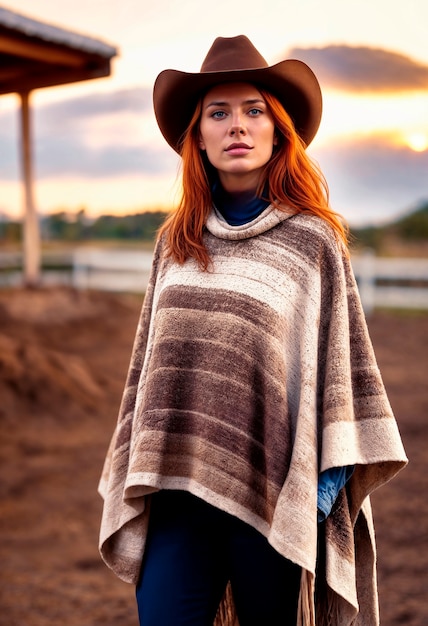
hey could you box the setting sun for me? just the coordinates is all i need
[405,132,428,152]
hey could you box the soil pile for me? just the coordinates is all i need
[0,287,426,626]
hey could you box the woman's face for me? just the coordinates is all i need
[199,82,277,192]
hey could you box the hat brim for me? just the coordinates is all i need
[153,59,322,152]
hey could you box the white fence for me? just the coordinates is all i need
[71,248,428,314]
[352,251,428,313]
[1,248,427,312]
[72,248,153,293]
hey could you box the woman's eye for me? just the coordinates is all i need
[211,111,226,119]
[248,108,262,116]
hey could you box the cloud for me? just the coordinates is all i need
[35,138,177,178]
[38,86,153,123]
[289,45,428,92]
[311,135,428,224]
[0,86,177,180]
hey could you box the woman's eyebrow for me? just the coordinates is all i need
[204,98,265,110]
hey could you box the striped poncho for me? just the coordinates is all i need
[98,205,407,625]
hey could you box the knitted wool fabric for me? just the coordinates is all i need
[98,205,407,625]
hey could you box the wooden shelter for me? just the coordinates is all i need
[0,6,117,285]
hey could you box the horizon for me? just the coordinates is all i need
[2,197,427,232]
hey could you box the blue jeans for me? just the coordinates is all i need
[136,490,301,626]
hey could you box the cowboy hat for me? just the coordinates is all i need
[153,35,322,153]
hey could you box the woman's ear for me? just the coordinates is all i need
[273,133,279,146]
[199,136,206,150]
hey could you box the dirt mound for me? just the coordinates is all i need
[0,332,103,418]
[0,286,140,419]
[0,285,114,324]
[0,287,426,626]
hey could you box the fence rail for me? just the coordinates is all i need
[72,248,153,293]
[352,251,428,313]
[1,248,428,312]
[72,248,428,313]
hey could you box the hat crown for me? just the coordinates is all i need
[200,35,268,73]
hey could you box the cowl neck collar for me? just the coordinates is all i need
[211,184,270,226]
[205,204,295,240]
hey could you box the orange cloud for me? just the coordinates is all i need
[289,45,428,93]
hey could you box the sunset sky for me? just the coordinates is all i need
[1,0,427,226]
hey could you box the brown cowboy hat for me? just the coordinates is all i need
[153,35,322,153]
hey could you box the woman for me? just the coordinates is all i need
[99,36,407,625]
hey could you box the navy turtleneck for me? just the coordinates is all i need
[212,183,270,226]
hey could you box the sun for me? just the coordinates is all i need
[405,132,428,152]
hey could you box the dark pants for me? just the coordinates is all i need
[136,490,301,626]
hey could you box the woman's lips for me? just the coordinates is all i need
[225,142,252,155]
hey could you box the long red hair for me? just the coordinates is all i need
[158,87,348,269]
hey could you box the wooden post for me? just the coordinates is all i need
[20,90,41,287]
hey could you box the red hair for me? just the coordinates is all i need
[159,88,348,269]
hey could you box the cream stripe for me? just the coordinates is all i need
[124,474,272,535]
[320,417,407,471]
[160,256,320,319]
[325,536,359,608]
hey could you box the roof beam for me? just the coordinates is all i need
[0,33,88,67]
[0,61,112,95]
[0,65,29,82]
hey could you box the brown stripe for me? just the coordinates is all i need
[135,404,291,483]
[157,284,284,337]
[129,431,281,521]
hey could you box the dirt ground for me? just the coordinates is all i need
[0,287,426,626]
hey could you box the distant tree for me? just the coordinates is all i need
[43,211,75,240]
[351,200,428,252]
[42,208,93,241]
[87,211,167,240]
[135,211,168,239]
[0,220,22,243]
[350,226,384,252]
[393,203,428,240]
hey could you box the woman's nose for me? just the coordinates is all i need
[228,110,246,136]
[229,123,246,136]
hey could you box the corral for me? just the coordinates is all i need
[0,287,426,625]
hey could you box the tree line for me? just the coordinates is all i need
[351,201,428,252]
[0,209,169,243]
[1,202,427,248]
